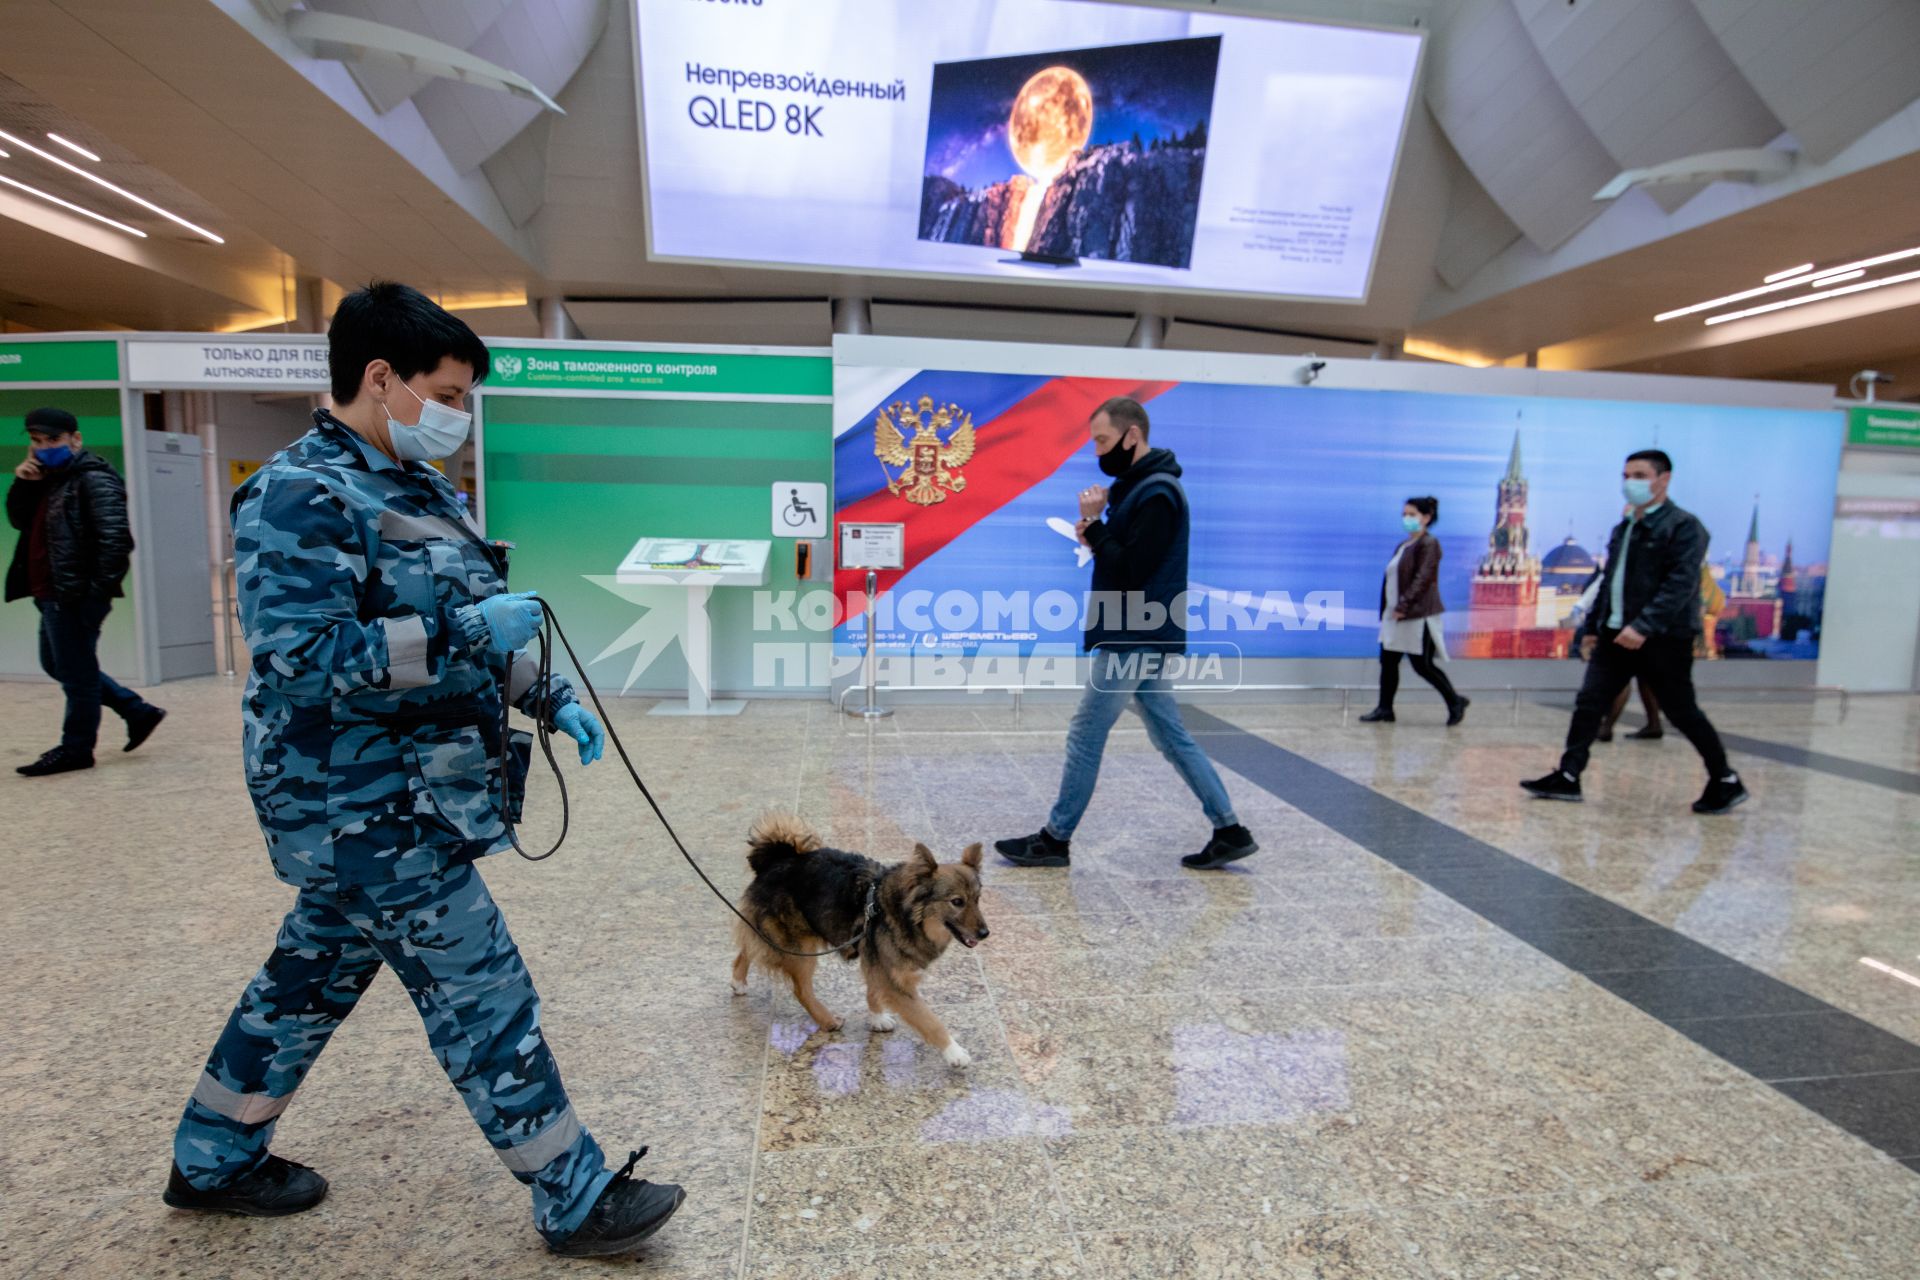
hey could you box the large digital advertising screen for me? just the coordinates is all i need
[831,370,1845,661]
[635,1,1424,302]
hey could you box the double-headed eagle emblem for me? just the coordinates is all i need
[874,396,976,506]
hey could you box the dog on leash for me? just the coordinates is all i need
[729,814,989,1067]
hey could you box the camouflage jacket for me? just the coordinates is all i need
[232,411,575,890]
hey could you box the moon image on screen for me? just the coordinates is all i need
[1008,66,1093,182]
[1006,66,1092,253]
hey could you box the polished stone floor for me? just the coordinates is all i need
[3,678,1917,1278]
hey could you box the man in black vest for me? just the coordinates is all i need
[7,406,166,775]
[997,397,1257,870]
[1522,448,1747,813]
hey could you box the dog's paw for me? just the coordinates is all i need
[817,1014,844,1033]
[941,1041,972,1068]
[869,1010,899,1032]
[729,979,749,996]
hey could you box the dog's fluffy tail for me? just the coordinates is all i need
[747,812,821,875]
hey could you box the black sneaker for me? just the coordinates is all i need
[1627,724,1665,741]
[1692,774,1749,815]
[994,830,1071,868]
[162,1156,328,1217]
[1520,770,1583,802]
[1446,696,1471,727]
[1181,825,1259,870]
[1357,707,1395,723]
[549,1149,685,1258]
[125,706,167,753]
[16,747,94,777]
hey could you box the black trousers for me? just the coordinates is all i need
[1378,626,1458,710]
[1561,629,1728,778]
[35,597,148,753]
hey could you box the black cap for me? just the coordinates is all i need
[24,407,78,435]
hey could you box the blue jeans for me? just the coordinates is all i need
[174,863,613,1243]
[1046,650,1239,841]
[35,597,148,753]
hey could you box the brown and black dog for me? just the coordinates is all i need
[729,814,989,1066]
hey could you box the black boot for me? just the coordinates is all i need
[1181,824,1259,870]
[1357,707,1395,723]
[1692,773,1749,814]
[549,1149,686,1258]
[1627,723,1665,741]
[1446,696,1471,727]
[995,829,1071,868]
[125,705,168,753]
[16,746,94,777]
[1520,770,1583,802]
[162,1156,328,1217]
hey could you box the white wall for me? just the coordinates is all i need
[1817,449,1920,693]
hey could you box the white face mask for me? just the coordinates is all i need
[384,378,471,461]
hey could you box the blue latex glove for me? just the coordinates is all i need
[552,702,603,766]
[477,591,543,654]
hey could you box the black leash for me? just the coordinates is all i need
[500,596,870,959]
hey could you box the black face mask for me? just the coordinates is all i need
[1097,433,1136,478]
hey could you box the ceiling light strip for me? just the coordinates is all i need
[1704,267,1920,326]
[1762,264,1813,283]
[0,128,222,243]
[46,132,101,162]
[1657,244,1920,322]
[1812,270,1865,288]
[0,172,147,236]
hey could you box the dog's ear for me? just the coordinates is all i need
[910,843,937,872]
[961,842,983,870]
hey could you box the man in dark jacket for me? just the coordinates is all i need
[6,406,165,776]
[996,397,1258,870]
[1522,449,1746,813]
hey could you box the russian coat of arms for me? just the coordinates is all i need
[873,396,976,506]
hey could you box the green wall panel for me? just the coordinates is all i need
[482,394,833,696]
[0,390,138,683]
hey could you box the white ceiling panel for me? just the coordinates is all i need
[316,0,515,112]
[1691,0,1920,162]
[1433,136,1524,290]
[1426,0,1617,249]
[412,0,606,173]
[1517,0,1782,214]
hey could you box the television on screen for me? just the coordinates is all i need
[918,36,1221,272]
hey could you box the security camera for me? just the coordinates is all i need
[1294,358,1327,386]
[1850,369,1893,401]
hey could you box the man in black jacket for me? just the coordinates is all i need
[6,407,165,776]
[1522,449,1745,813]
[996,397,1257,870]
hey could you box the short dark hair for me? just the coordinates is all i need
[24,406,78,436]
[1406,495,1439,526]
[328,281,491,404]
[1626,448,1672,474]
[1090,396,1150,441]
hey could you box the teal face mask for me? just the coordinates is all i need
[1401,514,1423,533]
[1622,478,1655,507]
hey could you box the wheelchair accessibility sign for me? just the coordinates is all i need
[772,481,827,538]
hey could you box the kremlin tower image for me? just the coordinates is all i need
[1462,431,1570,659]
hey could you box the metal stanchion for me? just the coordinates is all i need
[846,568,892,719]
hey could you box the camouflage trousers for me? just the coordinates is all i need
[172,863,613,1242]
